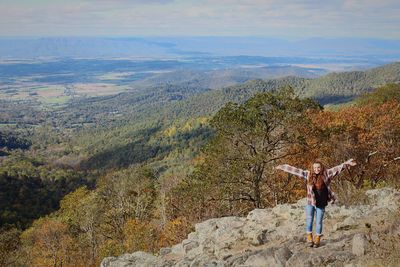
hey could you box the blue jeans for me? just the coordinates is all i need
[305,204,325,236]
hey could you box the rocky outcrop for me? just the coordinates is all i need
[101,188,400,267]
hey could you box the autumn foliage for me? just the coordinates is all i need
[3,84,399,266]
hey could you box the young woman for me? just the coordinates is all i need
[276,159,357,247]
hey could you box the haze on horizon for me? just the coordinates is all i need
[0,0,400,40]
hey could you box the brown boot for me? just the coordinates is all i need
[307,233,314,247]
[313,235,321,248]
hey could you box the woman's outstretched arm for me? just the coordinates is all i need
[327,159,357,179]
[276,164,308,180]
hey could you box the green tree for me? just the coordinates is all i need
[173,87,321,220]
[356,83,400,106]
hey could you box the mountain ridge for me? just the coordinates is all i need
[1,37,399,59]
[60,61,400,128]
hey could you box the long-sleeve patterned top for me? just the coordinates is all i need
[276,159,354,207]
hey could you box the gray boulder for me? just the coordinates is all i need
[101,188,400,267]
[352,233,367,256]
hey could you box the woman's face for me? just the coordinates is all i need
[313,163,322,174]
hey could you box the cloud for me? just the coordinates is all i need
[0,0,399,38]
[88,0,175,4]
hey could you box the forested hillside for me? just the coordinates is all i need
[0,62,399,266]
[130,65,324,90]
[57,62,400,172]
[56,61,400,128]
[303,61,400,102]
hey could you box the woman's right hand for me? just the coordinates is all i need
[346,159,357,167]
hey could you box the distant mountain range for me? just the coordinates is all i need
[130,66,325,90]
[0,37,399,62]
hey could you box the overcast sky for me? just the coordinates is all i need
[1,0,399,39]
